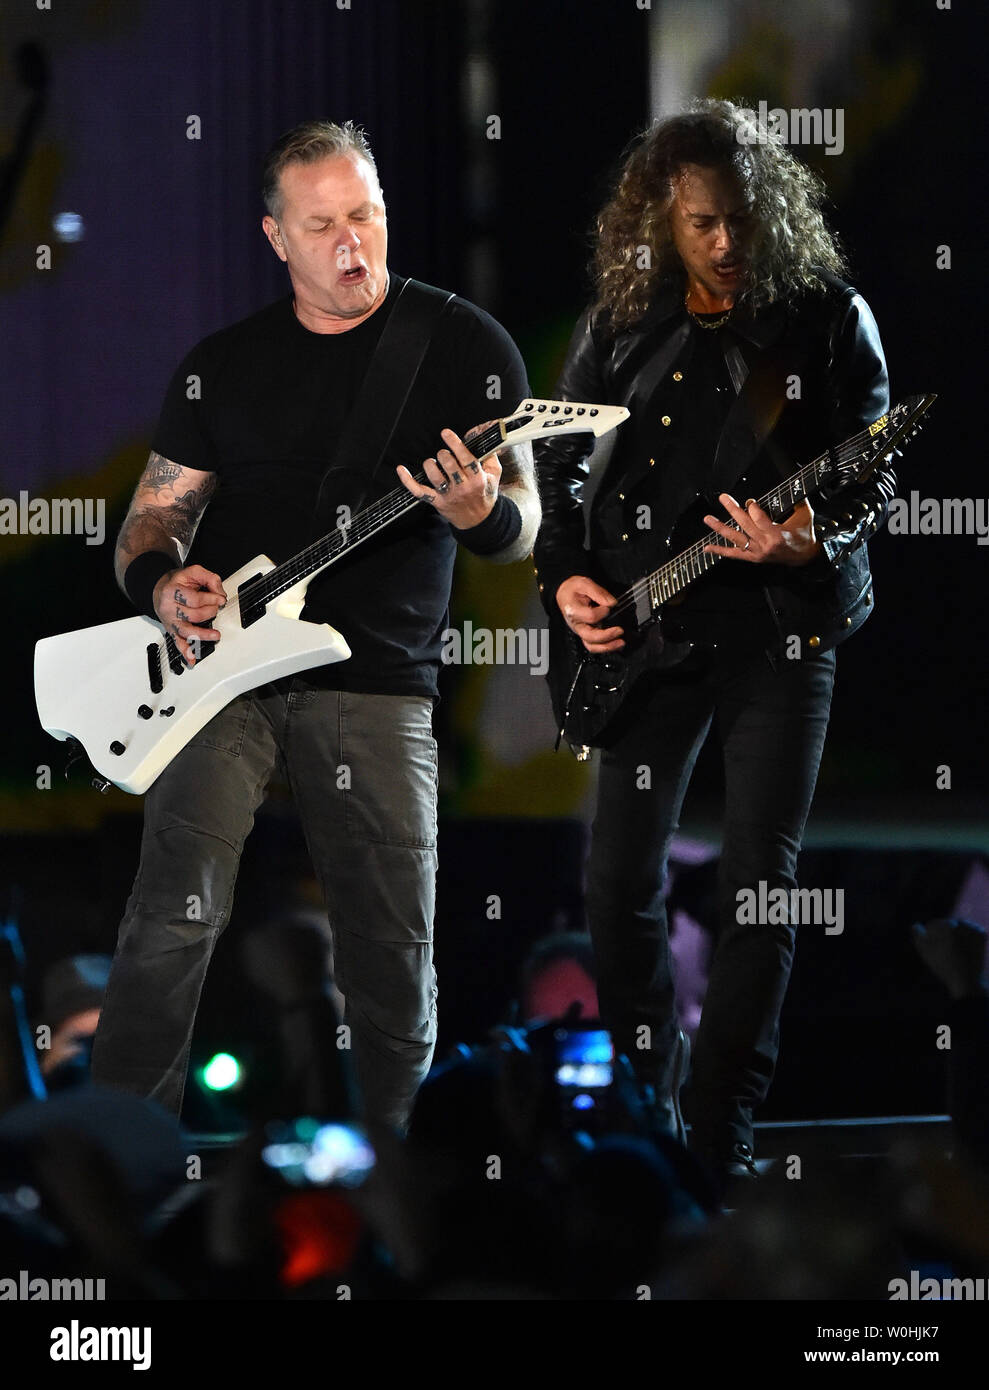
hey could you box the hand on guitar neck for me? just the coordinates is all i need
[555,494,821,659]
[555,575,626,655]
[702,493,822,566]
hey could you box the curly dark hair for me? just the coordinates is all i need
[591,98,847,332]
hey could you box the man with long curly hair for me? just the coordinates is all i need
[534,99,895,1197]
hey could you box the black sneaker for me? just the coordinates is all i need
[717,1140,761,1208]
[724,1140,759,1180]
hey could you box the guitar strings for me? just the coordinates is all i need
[237,421,506,610]
[183,404,909,640]
[199,473,431,628]
[243,408,593,609]
[191,421,507,628]
[604,413,903,627]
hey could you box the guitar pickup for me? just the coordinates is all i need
[190,635,217,662]
[146,642,164,694]
[163,633,186,675]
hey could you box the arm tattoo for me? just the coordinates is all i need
[482,440,541,564]
[144,451,184,494]
[461,424,534,492]
[154,479,217,547]
[496,441,534,492]
[114,454,218,588]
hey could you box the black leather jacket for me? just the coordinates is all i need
[533,272,896,658]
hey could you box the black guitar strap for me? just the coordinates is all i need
[313,277,455,530]
[707,339,808,496]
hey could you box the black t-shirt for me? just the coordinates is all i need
[151,275,529,696]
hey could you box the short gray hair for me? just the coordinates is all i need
[261,120,379,218]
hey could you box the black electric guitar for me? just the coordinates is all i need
[547,393,936,755]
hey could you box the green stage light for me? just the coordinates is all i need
[201,1052,242,1091]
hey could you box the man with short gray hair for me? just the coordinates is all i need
[91,120,538,1131]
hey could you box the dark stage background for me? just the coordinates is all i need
[1,0,986,1125]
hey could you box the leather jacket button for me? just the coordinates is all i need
[673,371,683,382]
[661,415,672,426]
[621,533,629,541]
[808,635,821,648]
[844,616,852,627]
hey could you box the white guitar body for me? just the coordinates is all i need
[34,556,350,795]
[34,398,630,795]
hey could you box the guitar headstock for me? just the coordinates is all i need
[828,393,937,488]
[503,398,630,445]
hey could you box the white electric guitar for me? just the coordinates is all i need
[35,398,628,794]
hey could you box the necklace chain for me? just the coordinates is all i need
[685,293,733,330]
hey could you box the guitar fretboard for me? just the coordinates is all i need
[638,454,826,613]
[609,402,922,630]
[236,419,506,626]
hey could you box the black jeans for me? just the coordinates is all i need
[90,679,439,1131]
[584,645,836,1162]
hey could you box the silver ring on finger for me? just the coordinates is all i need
[436,481,450,494]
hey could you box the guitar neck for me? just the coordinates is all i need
[631,419,889,615]
[227,398,633,625]
[631,456,823,611]
[239,419,506,619]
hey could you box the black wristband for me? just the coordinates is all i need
[123,551,178,619]
[450,494,522,557]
